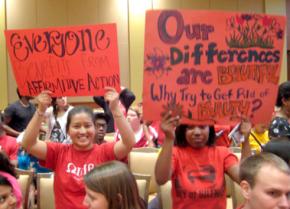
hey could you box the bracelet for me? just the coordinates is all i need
[36,109,45,117]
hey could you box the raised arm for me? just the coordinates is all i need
[155,112,180,185]
[104,87,135,159]
[22,91,52,160]
[227,118,252,183]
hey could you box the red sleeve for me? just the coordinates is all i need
[9,140,18,160]
[172,147,178,174]
[99,142,116,161]
[222,147,239,170]
[39,142,63,170]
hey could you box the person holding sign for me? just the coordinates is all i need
[155,112,252,209]
[21,87,136,209]
[269,81,290,140]
[45,96,73,143]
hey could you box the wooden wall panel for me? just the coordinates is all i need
[37,0,67,27]
[128,0,152,102]
[181,0,210,9]
[153,0,179,9]
[238,0,264,13]
[265,0,287,82]
[98,0,129,87]
[0,0,8,109]
[6,0,37,102]
[210,0,238,10]
[67,0,99,25]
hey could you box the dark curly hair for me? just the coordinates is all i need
[174,124,216,147]
[276,81,290,107]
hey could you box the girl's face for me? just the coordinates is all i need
[83,186,109,209]
[185,125,210,148]
[68,112,95,150]
[126,109,141,129]
[0,185,17,209]
[56,97,68,107]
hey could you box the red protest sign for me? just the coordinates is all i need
[5,23,120,96]
[143,10,286,125]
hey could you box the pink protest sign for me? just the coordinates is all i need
[143,10,286,125]
[5,23,120,96]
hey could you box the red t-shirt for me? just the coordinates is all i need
[0,135,18,160]
[40,142,116,209]
[171,146,238,209]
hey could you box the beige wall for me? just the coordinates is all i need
[0,0,287,105]
[0,0,7,110]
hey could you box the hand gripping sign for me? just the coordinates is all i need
[142,10,285,125]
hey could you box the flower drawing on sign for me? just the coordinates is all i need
[161,102,184,118]
[145,47,172,78]
[226,14,283,48]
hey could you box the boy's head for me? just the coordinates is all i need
[239,153,290,209]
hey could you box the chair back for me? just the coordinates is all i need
[128,148,159,194]
[134,173,151,204]
[37,173,55,209]
[158,181,172,209]
[16,168,34,209]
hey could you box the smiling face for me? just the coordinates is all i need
[185,125,210,148]
[0,185,17,209]
[83,186,109,209]
[68,112,96,150]
[243,165,290,209]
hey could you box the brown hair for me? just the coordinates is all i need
[84,161,145,209]
[239,153,290,187]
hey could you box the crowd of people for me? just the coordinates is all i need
[0,81,289,209]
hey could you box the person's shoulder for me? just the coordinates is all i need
[4,101,19,112]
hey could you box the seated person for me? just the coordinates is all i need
[238,153,290,209]
[0,113,18,166]
[94,112,110,144]
[263,136,290,165]
[45,96,73,143]
[115,106,158,148]
[3,88,35,137]
[242,123,269,154]
[0,152,22,209]
[269,81,290,139]
[83,160,146,209]
[93,87,136,133]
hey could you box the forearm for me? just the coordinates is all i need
[155,138,174,185]
[22,111,43,151]
[241,134,252,160]
[113,109,135,149]
[2,125,20,137]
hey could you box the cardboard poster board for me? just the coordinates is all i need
[5,23,120,96]
[143,10,286,125]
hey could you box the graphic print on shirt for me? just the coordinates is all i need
[66,162,94,181]
[175,164,225,200]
